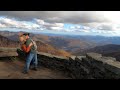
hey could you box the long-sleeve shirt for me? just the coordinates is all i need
[21,44,31,53]
[21,38,36,53]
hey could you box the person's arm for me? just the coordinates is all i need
[21,42,33,53]
[21,44,31,53]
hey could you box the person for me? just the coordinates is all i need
[19,33,38,74]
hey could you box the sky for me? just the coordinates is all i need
[0,11,120,36]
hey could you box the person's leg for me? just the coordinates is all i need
[30,58,34,69]
[23,52,35,73]
[31,53,38,71]
[34,53,38,69]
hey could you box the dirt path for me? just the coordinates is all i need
[0,60,71,79]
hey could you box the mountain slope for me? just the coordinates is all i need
[83,44,120,54]
[74,44,120,61]
[0,33,71,57]
[36,41,71,57]
[0,35,19,48]
[0,31,98,54]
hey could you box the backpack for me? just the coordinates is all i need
[30,38,37,51]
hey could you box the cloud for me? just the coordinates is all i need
[49,27,63,30]
[0,17,64,31]
[97,24,113,30]
[44,23,64,30]
[0,11,120,36]
[0,11,110,24]
[35,18,64,30]
[96,23,120,31]
[68,25,90,33]
[0,23,6,28]
[35,19,45,25]
[0,17,40,29]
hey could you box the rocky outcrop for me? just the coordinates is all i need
[0,47,18,57]
[16,49,120,79]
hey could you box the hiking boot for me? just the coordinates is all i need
[34,68,38,71]
[31,68,38,71]
[22,71,28,74]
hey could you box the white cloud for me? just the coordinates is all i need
[35,19,45,25]
[54,23,64,27]
[100,11,120,23]
[96,23,120,31]
[82,26,91,30]
[0,11,110,24]
[1,11,120,36]
[76,26,81,29]
[35,19,64,30]
[44,23,64,30]
[46,17,62,23]
[70,26,75,29]
[32,24,40,29]
[66,25,90,33]
[49,27,63,30]
[97,23,113,30]
[0,23,6,28]
[0,17,41,30]
[0,17,65,31]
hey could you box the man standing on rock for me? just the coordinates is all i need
[19,32,38,74]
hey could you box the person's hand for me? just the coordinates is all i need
[29,42,33,47]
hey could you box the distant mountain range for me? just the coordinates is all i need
[0,31,71,57]
[74,44,120,61]
[1,31,120,60]
[29,33,120,52]
[0,35,19,48]
[0,31,98,53]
